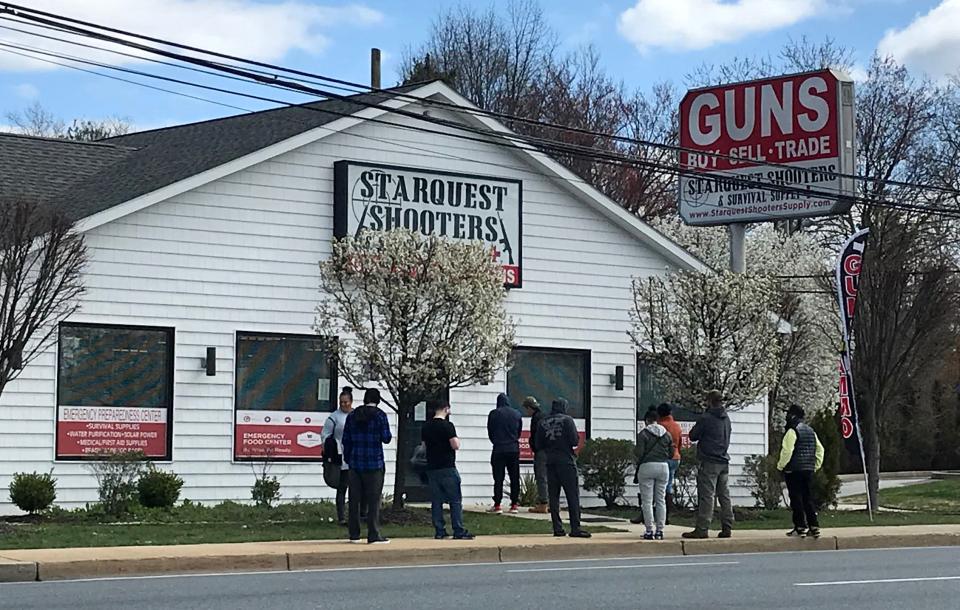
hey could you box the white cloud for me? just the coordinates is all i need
[13,83,39,99]
[0,0,383,72]
[877,0,960,79]
[617,0,829,53]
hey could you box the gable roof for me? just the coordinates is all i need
[0,81,707,273]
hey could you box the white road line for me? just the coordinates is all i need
[796,576,960,587]
[507,561,739,573]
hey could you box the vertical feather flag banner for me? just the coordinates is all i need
[836,227,871,519]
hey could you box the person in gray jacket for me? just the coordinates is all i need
[683,389,734,539]
[321,387,354,525]
[534,398,591,538]
[634,408,674,540]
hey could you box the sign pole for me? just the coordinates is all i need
[729,223,746,273]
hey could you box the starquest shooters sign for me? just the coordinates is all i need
[334,161,523,287]
[679,69,856,226]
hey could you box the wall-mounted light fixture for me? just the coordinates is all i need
[4,341,24,371]
[609,365,624,391]
[201,347,216,376]
[480,359,490,386]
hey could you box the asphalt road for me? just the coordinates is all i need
[2,546,959,610]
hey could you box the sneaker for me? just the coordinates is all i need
[718,529,732,539]
[349,538,363,544]
[453,531,476,540]
[654,531,664,541]
[369,537,390,545]
[509,504,520,514]
[786,528,807,538]
[338,519,348,527]
[682,529,708,539]
[553,530,567,537]
[643,531,655,540]
[528,504,549,514]
[488,505,503,514]
[630,515,644,525]
[807,527,821,539]
[435,532,450,540]
[569,530,592,539]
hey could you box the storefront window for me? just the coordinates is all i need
[234,332,337,461]
[507,347,590,420]
[56,323,174,460]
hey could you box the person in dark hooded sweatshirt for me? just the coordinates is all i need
[777,404,825,538]
[487,393,522,513]
[683,389,734,539]
[534,398,591,538]
[342,388,392,544]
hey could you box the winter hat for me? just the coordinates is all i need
[522,396,540,410]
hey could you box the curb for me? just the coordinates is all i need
[6,532,960,582]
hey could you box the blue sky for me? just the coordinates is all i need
[1,1,957,131]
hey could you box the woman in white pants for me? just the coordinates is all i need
[635,408,675,540]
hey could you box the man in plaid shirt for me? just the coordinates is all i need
[342,388,392,544]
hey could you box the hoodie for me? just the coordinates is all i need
[487,393,522,454]
[658,415,683,460]
[636,423,674,465]
[534,399,580,465]
[689,406,731,464]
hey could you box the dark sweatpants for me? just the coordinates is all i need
[491,451,521,506]
[784,471,819,530]
[348,469,384,542]
[547,461,582,534]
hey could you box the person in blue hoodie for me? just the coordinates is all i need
[486,393,522,513]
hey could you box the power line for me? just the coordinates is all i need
[2,15,960,222]
[3,3,959,201]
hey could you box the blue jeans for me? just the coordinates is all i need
[426,468,466,537]
[666,459,680,494]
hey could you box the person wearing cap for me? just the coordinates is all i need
[777,404,825,538]
[522,396,548,513]
[683,389,734,540]
[342,388,392,545]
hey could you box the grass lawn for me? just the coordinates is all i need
[0,502,617,550]
[588,504,960,530]
[845,479,960,513]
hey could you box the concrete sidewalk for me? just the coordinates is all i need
[3,524,960,583]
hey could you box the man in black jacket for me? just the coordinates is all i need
[487,393,522,513]
[534,398,591,538]
[523,396,548,513]
[683,390,734,539]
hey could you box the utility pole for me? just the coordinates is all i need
[370,48,381,89]
[729,223,746,273]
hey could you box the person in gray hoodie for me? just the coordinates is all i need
[487,393,522,513]
[634,408,674,540]
[683,390,734,539]
[534,398,591,538]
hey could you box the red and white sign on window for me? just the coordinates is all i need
[235,410,325,460]
[679,69,856,226]
[57,406,168,458]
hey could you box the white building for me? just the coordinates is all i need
[0,81,768,512]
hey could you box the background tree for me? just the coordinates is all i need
[315,230,515,509]
[0,199,87,398]
[629,270,780,412]
[4,101,130,141]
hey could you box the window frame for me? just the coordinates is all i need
[55,321,176,462]
[233,330,339,463]
[507,346,592,437]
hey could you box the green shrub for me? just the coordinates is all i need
[810,410,843,510]
[578,438,636,508]
[519,472,539,506]
[673,446,700,510]
[85,450,147,517]
[9,471,57,514]
[137,467,184,509]
[252,476,281,508]
[740,453,783,509]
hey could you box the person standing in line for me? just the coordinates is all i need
[535,398,591,539]
[657,402,684,525]
[634,408,674,540]
[422,401,475,540]
[522,396,549,513]
[342,388,392,545]
[777,404,825,539]
[321,386,353,525]
[487,393,522,514]
[683,390,734,540]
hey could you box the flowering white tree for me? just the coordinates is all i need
[630,269,781,412]
[650,219,839,426]
[315,229,515,508]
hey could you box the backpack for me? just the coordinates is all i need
[322,416,342,466]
